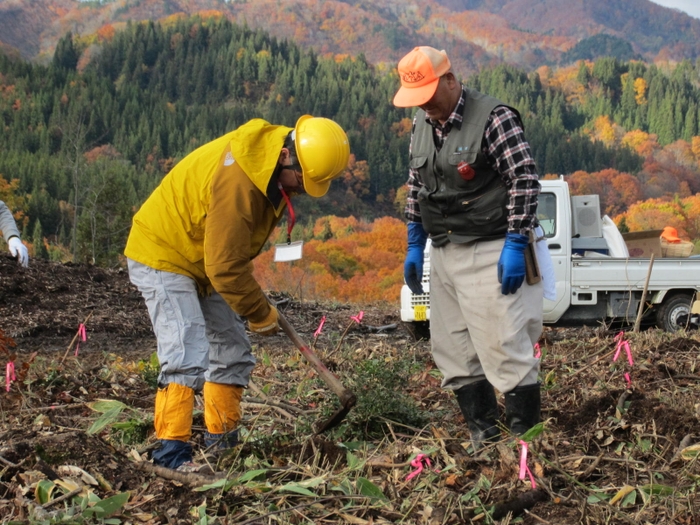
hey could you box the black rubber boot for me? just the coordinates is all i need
[455,379,501,449]
[505,383,541,435]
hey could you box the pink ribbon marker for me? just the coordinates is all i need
[624,372,632,388]
[313,316,326,338]
[405,453,431,481]
[6,362,16,392]
[613,331,634,366]
[534,343,541,359]
[74,323,87,356]
[518,440,536,489]
[350,311,364,324]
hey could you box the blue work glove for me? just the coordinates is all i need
[405,222,428,294]
[497,232,529,295]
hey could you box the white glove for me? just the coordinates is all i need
[8,237,29,267]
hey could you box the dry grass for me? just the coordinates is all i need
[1,256,699,523]
[2,321,700,524]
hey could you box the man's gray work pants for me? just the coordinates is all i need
[127,259,255,391]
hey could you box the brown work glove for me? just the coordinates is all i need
[248,305,280,336]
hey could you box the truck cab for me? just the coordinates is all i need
[539,180,570,323]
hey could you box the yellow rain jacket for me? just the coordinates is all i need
[125,119,290,323]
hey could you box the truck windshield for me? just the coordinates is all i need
[538,192,556,237]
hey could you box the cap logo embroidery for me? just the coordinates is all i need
[402,71,426,83]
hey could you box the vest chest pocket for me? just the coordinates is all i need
[410,156,431,189]
[448,150,489,169]
[449,150,487,187]
[448,150,477,165]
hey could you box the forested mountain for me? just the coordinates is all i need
[433,0,700,61]
[2,0,700,71]
[1,13,700,301]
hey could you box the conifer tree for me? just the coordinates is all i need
[32,219,47,259]
[52,32,79,71]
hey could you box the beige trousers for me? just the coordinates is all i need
[429,238,543,393]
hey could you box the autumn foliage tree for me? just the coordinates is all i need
[567,168,642,217]
[617,193,700,240]
[619,198,687,236]
[253,216,406,304]
[682,194,700,240]
[636,152,699,200]
[622,129,659,157]
[96,24,116,43]
[339,155,371,202]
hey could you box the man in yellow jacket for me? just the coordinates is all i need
[125,115,349,472]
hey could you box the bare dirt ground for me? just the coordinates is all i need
[1,254,700,524]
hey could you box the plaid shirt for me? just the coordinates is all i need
[404,86,539,235]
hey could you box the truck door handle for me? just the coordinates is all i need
[548,244,561,249]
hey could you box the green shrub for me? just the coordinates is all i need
[340,356,428,439]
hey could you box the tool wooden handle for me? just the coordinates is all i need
[276,309,355,407]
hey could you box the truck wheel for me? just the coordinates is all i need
[656,294,693,332]
[405,321,431,341]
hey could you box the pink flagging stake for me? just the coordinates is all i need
[74,323,87,356]
[405,454,432,481]
[314,316,326,338]
[613,331,634,388]
[534,342,541,358]
[613,331,634,366]
[350,311,364,324]
[6,361,16,392]
[519,440,537,489]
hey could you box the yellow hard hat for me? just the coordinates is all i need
[294,115,350,198]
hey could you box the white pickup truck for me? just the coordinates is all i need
[400,177,700,334]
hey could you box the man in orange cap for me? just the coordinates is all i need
[394,46,545,450]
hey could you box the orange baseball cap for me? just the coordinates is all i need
[393,46,451,108]
[661,226,682,243]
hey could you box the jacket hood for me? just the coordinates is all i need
[229,119,292,209]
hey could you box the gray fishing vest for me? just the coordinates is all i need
[411,88,516,247]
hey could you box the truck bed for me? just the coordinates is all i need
[571,255,700,292]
